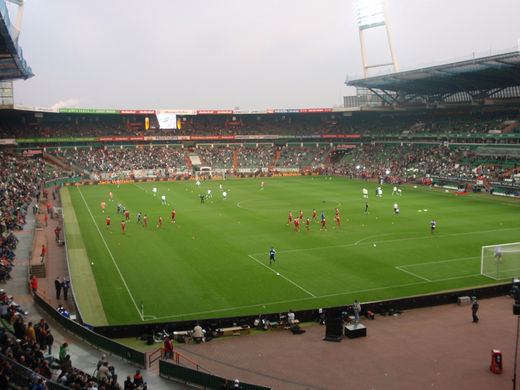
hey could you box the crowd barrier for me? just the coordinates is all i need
[159,359,272,390]
[33,294,146,368]
[0,352,69,390]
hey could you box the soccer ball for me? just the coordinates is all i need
[373,244,376,247]
[91,262,94,265]
[276,273,280,276]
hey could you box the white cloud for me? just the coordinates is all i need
[51,98,80,110]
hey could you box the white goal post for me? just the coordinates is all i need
[481,242,520,280]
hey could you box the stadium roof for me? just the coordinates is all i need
[0,0,32,80]
[346,51,520,103]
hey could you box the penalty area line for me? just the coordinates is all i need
[247,254,316,298]
[395,266,431,282]
[249,227,520,257]
[148,273,484,321]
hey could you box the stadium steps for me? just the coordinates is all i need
[185,156,192,170]
[29,263,46,278]
[44,152,84,174]
[233,149,238,169]
[272,149,281,167]
[502,165,520,178]
[43,152,69,170]
[502,121,520,134]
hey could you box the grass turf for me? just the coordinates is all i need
[65,176,520,325]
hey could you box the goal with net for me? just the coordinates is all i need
[481,242,520,280]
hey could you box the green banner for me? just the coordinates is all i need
[58,108,119,114]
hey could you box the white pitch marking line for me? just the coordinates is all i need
[249,227,520,257]
[354,233,396,246]
[395,266,431,282]
[133,183,148,193]
[149,273,483,321]
[77,187,144,321]
[399,256,480,268]
[247,254,316,298]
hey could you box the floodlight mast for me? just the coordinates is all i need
[355,0,398,78]
[6,0,24,42]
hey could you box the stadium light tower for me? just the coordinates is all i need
[354,0,399,78]
[5,0,24,43]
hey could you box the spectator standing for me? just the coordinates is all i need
[13,316,25,339]
[40,244,46,263]
[55,276,62,299]
[46,330,54,356]
[472,296,479,323]
[163,336,174,360]
[62,277,70,301]
[97,362,111,381]
[353,300,362,323]
[133,369,143,387]
[25,321,36,341]
[124,376,134,390]
[59,342,68,362]
[30,275,38,294]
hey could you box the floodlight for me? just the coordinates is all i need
[354,0,385,30]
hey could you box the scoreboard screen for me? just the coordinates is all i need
[156,113,177,129]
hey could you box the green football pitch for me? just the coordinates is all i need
[63,176,520,325]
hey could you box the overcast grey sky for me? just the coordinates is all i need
[11,0,520,110]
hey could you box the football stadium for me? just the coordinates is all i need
[1,1,520,389]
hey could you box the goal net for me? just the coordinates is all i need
[481,242,520,280]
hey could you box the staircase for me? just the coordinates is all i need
[269,149,281,171]
[502,121,520,134]
[30,263,46,278]
[44,152,84,174]
[233,149,238,169]
[501,165,520,178]
[44,152,69,170]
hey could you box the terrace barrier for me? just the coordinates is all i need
[33,293,146,368]
[0,352,69,390]
[159,359,272,390]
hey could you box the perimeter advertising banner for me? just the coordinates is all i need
[322,134,361,139]
[299,108,333,113]
[120,110,156,115]
[58,108,120,114]
[190,135,236,140]
[196,110,234,115]
[14,105,58,113]
[98,137,145,142]
[16,137,97,143]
